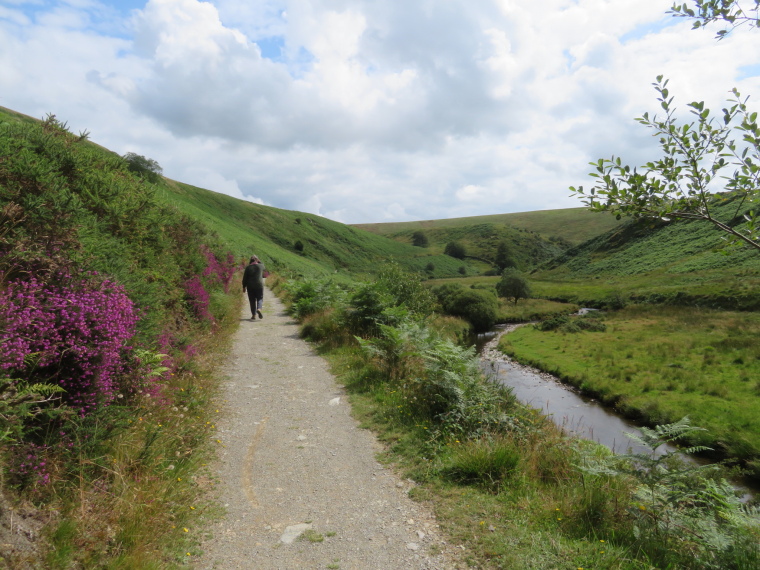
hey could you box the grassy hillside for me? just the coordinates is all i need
[371,222,567,273]
[161,182,476,280]
[353,207,622,246]
[533,198,760,309]
[0,109,246,567]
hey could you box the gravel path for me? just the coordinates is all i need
[198,290,457,570]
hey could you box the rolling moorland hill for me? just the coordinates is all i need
[0,105,476,282]
[532,196,760,310]
[353,207,623,246]
[353,209,622,275]
[161,180,475,281]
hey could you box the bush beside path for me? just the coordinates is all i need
[198,289,456,569]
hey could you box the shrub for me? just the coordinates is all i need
[495,241,517,271]
[412,231,429,247]
[589,418,760,569]
[535,313,606,333]
[357,321,516,438]
[285,278,345,320]
[442,288,498,332]
[444,241,466,259]
[184,276,213,322]
[376,261,436,317]
[431,282,466,307]
[300,308,353,348]
[535,314,570,331]
[344,283,408,337]
[0,273,138,414]
[122,152,163,184]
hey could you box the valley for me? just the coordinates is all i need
[2,105,759,568]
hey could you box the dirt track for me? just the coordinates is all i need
[198,290,457,569]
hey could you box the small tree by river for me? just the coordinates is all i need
[496,268,531,305]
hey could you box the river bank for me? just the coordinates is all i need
[480,323,757,500]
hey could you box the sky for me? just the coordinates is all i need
[1,0,759,224]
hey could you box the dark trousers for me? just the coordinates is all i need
[246,289,263,315]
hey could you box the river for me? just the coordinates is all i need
[476,323,756,499]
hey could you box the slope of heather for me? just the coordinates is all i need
[0,110,243,566]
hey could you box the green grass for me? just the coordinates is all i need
[535,201,760,308]
[498,304,760,472]
[496,297,578,323]
[370,223,566,273]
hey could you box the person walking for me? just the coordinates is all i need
[242,255,266,320]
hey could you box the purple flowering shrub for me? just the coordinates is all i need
[0,273,138,414]
[184,247,239,322]
[184,275,213,322]
[200,246,237,292]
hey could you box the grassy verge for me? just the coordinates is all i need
[498,305,760,476]
[326,346,639,569]
[319,342,759,569]
[281,272,760,569]
[38,290,240,568]
[496,297,577,323]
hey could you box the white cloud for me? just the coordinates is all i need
[1,0,759,224]
[187,168,264,204]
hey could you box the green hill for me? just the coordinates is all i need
[351,208,623,276]
[160,181,475,280]
[353,207,622,246]
[532,197,760,309]
[375,222,568,273]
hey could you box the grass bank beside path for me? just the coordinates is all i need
[4,291,244,569]
[498,305,760,477]
[321,345,645,569]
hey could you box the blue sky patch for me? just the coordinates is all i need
[620,17,677,44]
[563,49,576,71]
[737,63,760,80]
[101,1,147,14]
[257,35,285,61]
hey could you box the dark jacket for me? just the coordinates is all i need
[242,262,265,297]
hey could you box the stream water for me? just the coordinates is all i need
[476,323,756,499]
